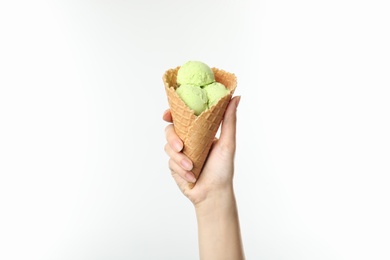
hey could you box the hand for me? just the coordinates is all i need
[163,96,241,205]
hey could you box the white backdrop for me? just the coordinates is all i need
[1,0,389,259]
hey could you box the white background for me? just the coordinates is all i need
[1,0,389,259]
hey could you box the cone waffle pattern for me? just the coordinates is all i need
[163,66,237,183]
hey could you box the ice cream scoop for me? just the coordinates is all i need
[176,84,208,116]
[177,61,215,86]
[203,82,230,107]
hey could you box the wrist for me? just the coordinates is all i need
[194,185,236,217]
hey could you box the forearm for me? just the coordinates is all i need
[195,186,245,260]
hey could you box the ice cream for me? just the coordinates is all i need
[176,84,208,116]
[175,61,230,115]
[177,61,215,86]
[163,64,237,186]
[204,82,230,107]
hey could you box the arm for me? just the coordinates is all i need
[195,187,244,260]
[163,96,245,260]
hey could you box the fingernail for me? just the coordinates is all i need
[236,96,241,107]
[173,140,183,152]
[180,159,193,170]
[185,172,196,183]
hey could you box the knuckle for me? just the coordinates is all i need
[218,141,236,155]
[168,159,174,171]
[168,159,178,175]
[164,143,170,154]
[165,124,172,134]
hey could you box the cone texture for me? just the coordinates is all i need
[163,66,237,184]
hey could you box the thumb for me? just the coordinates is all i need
[219,96,241,147]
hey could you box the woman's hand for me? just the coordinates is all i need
[163,96,241,205]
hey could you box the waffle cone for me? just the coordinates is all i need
[163,66,237,187]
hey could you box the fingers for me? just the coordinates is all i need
[219,96,240,150]
[168,158,197,183]
[163,111,196,184]
[164,142,193,171]
[164,142,196,183]
[165,124,183,152]
[164,124,195,183]
[162,109,172,122]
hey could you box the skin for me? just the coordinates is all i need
[163,96,245,260]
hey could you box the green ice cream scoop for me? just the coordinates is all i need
[176,84,208,116]
[203,82,229,107]
[177,61,215,86]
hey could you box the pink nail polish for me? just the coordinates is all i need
[236,96,241,107]
[174,141,183,152]
[185,172,196,183]
[180,159,192,170]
